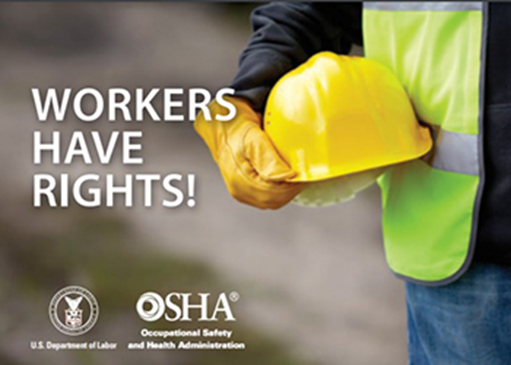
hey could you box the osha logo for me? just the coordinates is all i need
[136,292,239,322]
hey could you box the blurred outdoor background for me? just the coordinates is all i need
[0,3,407,365]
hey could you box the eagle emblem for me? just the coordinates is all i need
[64,296,83,328]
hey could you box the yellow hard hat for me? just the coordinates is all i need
[264,52,433,182]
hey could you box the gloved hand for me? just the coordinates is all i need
[195,96,303,209]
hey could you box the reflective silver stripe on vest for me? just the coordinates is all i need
[364,2,483,12]
[423,129,479,176]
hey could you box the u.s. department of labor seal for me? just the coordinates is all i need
[49,286,99,336]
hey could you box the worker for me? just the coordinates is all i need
[195,3,511,364]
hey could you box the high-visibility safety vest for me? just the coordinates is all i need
[363,2,487,285]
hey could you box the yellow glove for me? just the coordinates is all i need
[195,96,303,209]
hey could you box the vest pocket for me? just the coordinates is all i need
[378,159,479,282]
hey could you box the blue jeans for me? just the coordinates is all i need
[406,263,511,365]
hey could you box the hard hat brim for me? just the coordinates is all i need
[285,132,433,183]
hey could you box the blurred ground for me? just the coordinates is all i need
[0,3,407,365]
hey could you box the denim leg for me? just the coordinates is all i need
[407,297,430,365]
[405,263,511,365]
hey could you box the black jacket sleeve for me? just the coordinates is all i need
[230,2,363,111]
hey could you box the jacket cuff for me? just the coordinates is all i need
[230,51,294,112]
